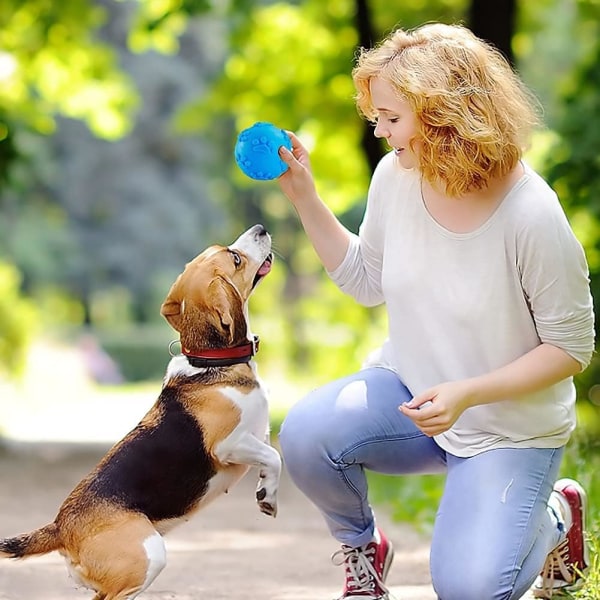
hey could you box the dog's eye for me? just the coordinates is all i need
[230,251,242,267]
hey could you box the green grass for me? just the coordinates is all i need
[572,531,600,599]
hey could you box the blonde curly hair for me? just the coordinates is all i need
[352,23,541,197]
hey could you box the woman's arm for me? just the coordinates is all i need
[277,133,352,272]
[402,343,582,437]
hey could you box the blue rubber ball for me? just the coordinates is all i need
[234,122,292,180]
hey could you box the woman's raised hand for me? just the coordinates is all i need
[277,131,318,206]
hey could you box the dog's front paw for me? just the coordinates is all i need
[256,485,278,517]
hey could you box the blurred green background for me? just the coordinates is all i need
[1,0,599,592]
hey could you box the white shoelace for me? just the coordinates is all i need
[332,544,390,599]
[537,539,575,598]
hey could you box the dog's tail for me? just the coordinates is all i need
[0,523,61,559]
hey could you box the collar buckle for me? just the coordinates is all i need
[251,335,259,356]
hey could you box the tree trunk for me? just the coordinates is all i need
[468,0,517,65]
[353,0,386,175]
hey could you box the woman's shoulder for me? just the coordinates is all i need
[504,163,568,222]
[502,163,580,248]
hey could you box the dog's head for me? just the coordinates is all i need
[160,224,272,352]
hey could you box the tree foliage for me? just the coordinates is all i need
[1,0,600,384]
[0,263,38,377]
[0,0,137,141]
[0,0,228,329]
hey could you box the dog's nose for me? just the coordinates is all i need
[253,224,268,237]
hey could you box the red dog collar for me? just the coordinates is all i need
[182,335,259,368]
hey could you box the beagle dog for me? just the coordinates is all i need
[0,224,282,600]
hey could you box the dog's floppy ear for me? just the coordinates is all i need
[207,275,245,344]
[160,274,184,331]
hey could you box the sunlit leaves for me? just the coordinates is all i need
[127,0,213,53]
[128,0,189,53]
[0,262,38,377]
[0,0,138,139]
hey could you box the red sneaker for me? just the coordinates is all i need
[533,478,590,598]
[332,528,394,600]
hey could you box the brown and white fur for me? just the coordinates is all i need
[0,224,282,600]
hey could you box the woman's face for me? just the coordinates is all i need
[369,77,420,170]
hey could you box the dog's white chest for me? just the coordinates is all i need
[220,383,270,437]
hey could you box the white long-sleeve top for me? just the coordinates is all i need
[329,151,595,457]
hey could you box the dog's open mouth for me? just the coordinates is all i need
[253,253,273,287]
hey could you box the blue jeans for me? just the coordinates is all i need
[279,368,564,600]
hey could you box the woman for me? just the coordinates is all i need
[276,23,594,600]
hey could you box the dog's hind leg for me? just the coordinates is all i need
[76,518,166,600]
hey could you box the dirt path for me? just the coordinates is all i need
[0,441,437,600]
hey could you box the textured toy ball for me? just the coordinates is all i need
[234,122,292,180]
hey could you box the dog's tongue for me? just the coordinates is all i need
[258,258,272,276]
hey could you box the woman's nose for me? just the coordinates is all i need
[373,121,388,139]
